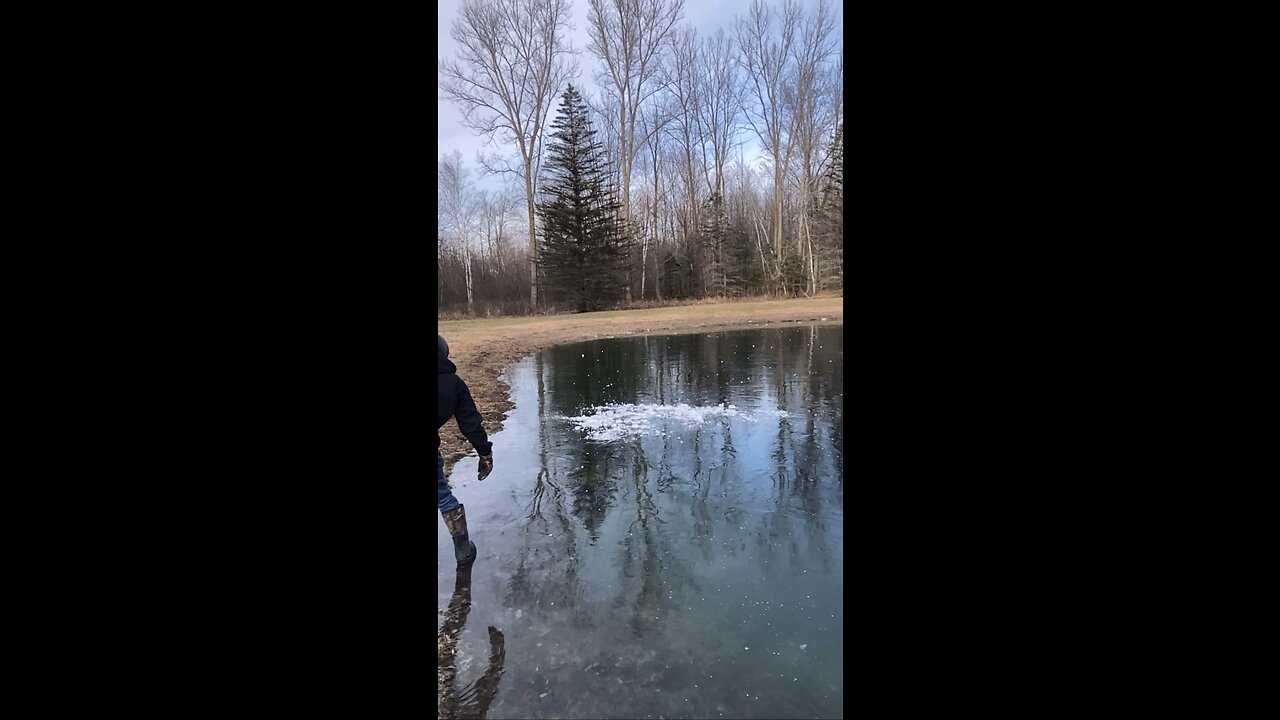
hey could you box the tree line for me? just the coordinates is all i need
[439,0,843,316]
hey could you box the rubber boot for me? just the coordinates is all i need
[442,504,477,568]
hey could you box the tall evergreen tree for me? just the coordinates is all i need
[728,217,760,294]
[817,122,843,290]
[700,192,732,296]
[536,84,629,313]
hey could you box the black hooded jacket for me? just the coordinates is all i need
[437,337,492,456]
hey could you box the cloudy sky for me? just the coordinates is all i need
[437,0,839,190]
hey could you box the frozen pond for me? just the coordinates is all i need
[439,324,843,719]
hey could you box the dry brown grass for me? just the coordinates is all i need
[437,296,843,473]
[438,291,844,320]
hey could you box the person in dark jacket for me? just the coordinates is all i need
[438,334,493,567]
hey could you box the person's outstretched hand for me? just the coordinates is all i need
[478,454,493,481]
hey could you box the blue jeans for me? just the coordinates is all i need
[438,453,460,514]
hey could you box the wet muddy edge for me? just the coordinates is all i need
[439,314,844,476]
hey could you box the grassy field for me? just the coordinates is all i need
[436,296,843,471]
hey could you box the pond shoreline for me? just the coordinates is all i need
[437,297,843,474]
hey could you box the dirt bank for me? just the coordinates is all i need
[436,297,843,474]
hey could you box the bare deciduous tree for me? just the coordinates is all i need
[735,0,801,291]
[439,151,481,310]
[783,0,838,294]
[586,0,684,302]
[479,189,521,279]
[439,0,578,308]
[663,25,704,294]
[695,28,743,202]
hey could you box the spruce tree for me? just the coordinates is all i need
[817,123,844,291]
[728,217,760,294]
[701,192,732,296]
[536,84,629,313]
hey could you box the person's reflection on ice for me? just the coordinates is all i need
[438,567,505,719]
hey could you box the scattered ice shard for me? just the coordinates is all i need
[562,403,790,441]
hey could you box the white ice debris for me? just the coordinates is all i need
[562,402,791,441]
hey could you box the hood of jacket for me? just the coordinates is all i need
[438,334,457,374]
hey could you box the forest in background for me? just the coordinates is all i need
[438,0,843,316]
